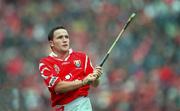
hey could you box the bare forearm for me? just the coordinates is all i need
[54,73,100,93]
[54,80,83,93]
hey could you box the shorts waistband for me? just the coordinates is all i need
[55,96,88,108]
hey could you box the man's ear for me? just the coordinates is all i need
[49,41,54,47]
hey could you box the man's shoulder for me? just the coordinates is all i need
[39,56,52,63]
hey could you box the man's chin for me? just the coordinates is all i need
[62,48,69,52]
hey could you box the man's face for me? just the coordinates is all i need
[50,28,70,53]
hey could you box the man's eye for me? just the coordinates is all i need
[65,35,69,38]
[58,36,63,39]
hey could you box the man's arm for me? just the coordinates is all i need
[54,66,103,93]
[54,74,96,93]
[54,80,83,93]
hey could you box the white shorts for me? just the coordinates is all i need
[54,97,92,111]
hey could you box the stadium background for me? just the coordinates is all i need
[0,0,180,111]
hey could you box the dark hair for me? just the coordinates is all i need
[48,26,66,41]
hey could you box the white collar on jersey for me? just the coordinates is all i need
[49,48,73,61]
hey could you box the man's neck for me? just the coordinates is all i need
[53,50,69,60]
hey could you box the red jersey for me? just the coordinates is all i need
[39,49,94,107]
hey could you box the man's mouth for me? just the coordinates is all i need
[62,44,68,47]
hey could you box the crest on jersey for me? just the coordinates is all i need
[54,64,60,74]
[74,60,81,68]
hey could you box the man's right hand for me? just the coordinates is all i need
[82,74,96,85]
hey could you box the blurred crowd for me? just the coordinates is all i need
[0,0,180,111]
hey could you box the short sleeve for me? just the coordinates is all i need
[39,60,61,90]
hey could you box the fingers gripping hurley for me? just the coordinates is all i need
[99,13,136,67]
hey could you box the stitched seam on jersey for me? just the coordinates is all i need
[84,55,88,73]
